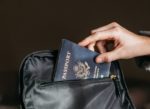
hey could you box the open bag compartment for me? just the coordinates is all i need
[19,50,135,109]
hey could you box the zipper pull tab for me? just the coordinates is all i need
[110,75,117,80]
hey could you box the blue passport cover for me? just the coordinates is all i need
[54,39,111,81]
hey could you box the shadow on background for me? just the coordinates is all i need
[0,0,150,109]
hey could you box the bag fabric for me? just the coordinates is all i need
[19,50,135,109]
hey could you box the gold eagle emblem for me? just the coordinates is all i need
[73,61,90,79]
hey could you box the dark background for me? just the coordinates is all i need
[0,0,150,109]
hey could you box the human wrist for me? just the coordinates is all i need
[138,35,150,56]
[145,36,150,55]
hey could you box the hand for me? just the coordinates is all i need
[79,22,150,63]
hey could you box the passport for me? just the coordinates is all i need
[54,39,111,81]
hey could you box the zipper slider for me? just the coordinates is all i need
[110,75,117,80]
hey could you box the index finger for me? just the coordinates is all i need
[79,29,115,46]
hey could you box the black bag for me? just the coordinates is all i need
[19,50,135,109]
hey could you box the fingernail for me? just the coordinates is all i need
[91,30,95,34]
[96,58,103,63]
[78,42,82,45]
[78,42,84,46]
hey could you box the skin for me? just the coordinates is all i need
[79,22,150,63]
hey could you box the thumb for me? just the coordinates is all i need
[96,50,119,63]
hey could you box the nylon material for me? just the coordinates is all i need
[84,86,114,109]
[84,82,118,109]
[106,94,117,109]
[28,80,122,109]
[24,56,54,83]
[101,83,117,109]
[23,82,36,108]
[111,99,122,109]
[33,83,74,109]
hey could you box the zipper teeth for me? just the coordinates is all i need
[39,76,116,87]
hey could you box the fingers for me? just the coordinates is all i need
[88,42,96,51]
[96,41,106,53]
[96,49,120,63]
[78,22,124,62]
[79,22,121,47]
[91,22,119,33]
[88,41,107,53]
[79,29,115,47]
